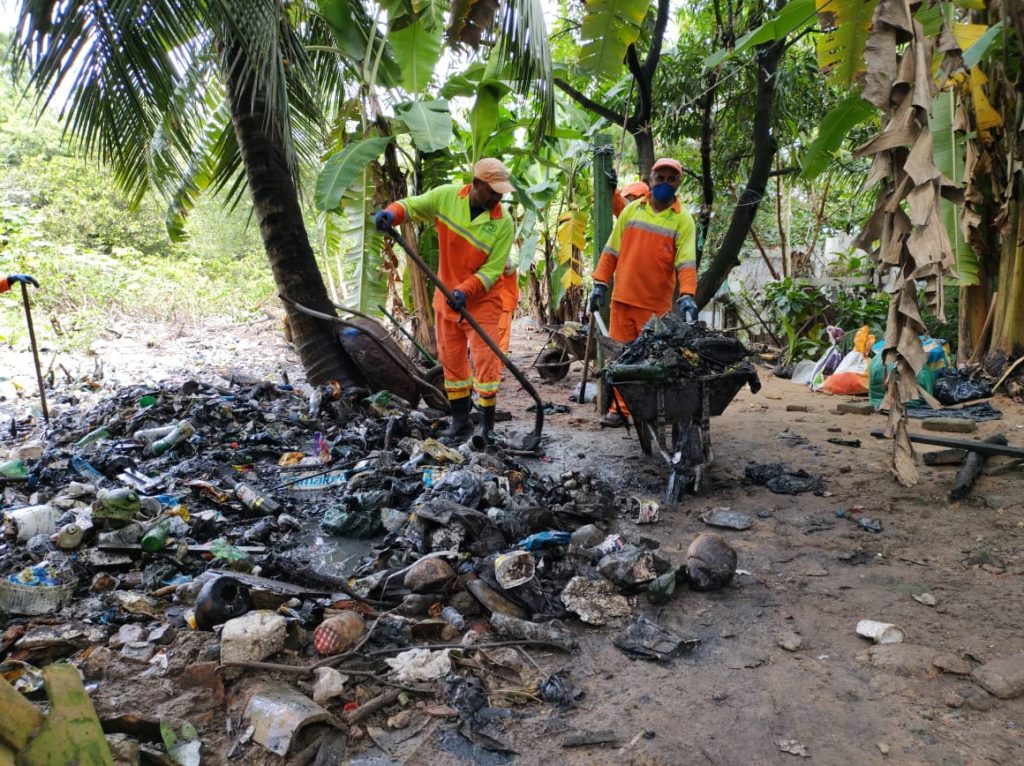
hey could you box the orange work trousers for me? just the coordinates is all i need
[436,313,503,407]
[497,310,513,353]
[607,300,657,416]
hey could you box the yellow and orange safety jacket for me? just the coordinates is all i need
[594,195,696,315]
[386,184,513,322]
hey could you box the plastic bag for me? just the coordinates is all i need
[790,359,817,385]
[822,371,869,395]
[833,350,867,376]
[853,326,876,355]
[933,369,992,405]
[868,354,935,408]
[809,326,846,391]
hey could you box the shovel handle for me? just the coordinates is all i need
[386,227,543,445]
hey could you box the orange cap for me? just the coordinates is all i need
[473,157,514,194]
[651,157,682,175]
[623,181,650,198]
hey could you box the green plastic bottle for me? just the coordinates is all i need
[75,426,111,448]
[140,519,171,553]
[0,459,29,479]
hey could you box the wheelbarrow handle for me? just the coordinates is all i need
[385,227,544,447]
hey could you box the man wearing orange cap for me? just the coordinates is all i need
[590,157,697,427]
[375,158,514,441]
[612,181,650,217]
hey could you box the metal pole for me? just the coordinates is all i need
[592,133,614,413]
[20,282,49,423]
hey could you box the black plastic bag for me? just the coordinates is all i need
[933,369,992,405]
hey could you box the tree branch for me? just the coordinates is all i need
[768,166,799,177]
[643,0,672,80]
[554,78,626,126]
[626,45,649,126]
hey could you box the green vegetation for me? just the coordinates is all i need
[0,48,273,351]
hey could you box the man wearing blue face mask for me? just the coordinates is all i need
[589,157,697,427]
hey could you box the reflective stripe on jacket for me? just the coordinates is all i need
[593,195,697,314]
[387,184,513,322]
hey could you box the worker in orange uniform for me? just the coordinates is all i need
[496,262,518,353]
[1,274,39,293]
[589,158,697,427]
[374,158,514,442]
[612,181,650,217]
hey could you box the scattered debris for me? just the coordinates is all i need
[777,739,810,757]
[700,508,752,531]
[744,463,824,495]
[612,616,698,663]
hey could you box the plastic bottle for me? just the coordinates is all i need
[234,483,281,515]
[489,613,573,645]
[70,456,105,484]
[75,426,111,448]
[149,421,196,456]
[140,519,171,553]
[0,459,29,479]
[133,424,176,445]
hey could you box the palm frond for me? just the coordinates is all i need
[11,0,207,205]
[495,0,553,138]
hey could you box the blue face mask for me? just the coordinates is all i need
[651,182,675,203]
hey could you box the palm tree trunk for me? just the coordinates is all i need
[221,45,363,387]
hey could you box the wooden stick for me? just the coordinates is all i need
[993,355,1024,392]
[343,689,401,727]
[20,283,49,422]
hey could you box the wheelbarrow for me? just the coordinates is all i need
[532,322,589,382]
[280,296,449,412]
[607,364,760,503]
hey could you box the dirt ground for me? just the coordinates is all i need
[4,314,1024,765]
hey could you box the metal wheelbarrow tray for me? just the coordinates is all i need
[533,322,589,382]
[610,364,760,502]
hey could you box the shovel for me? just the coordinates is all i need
[386,227,544,452]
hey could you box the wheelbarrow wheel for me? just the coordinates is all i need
[419,364,450,413]
[536,347,570,382]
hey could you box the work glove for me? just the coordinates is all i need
[447,289,467,312]
[588,283,607,313]
[605,168,618,188]
[7,274,39,288]
[373,209,395,232]
[677,294,698,322]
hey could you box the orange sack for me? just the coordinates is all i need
[822,371,869,396]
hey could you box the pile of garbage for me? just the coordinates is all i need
[606,314,753,381]
[1,377,737,761]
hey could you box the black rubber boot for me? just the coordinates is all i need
[441,396,473,439]
[479,404,497,443]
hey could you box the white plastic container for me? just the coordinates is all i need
[3,504,60,542]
